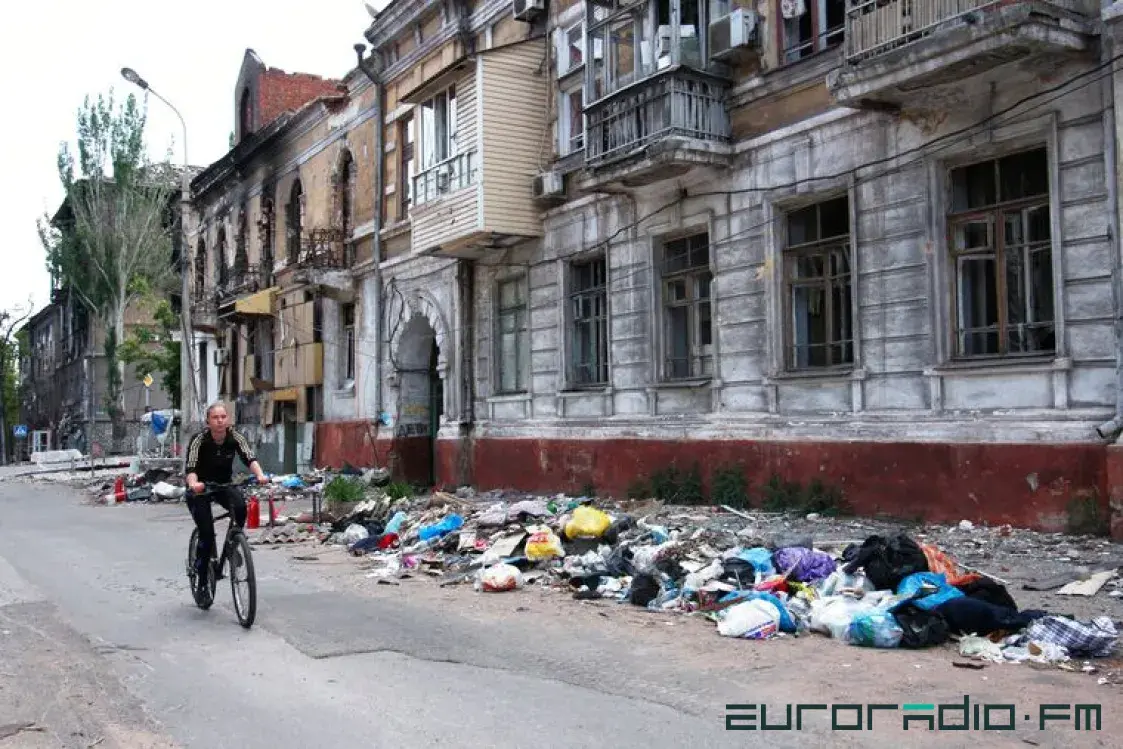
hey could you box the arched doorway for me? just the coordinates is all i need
[396,314,443,486]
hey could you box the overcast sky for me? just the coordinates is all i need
[0,0,383,318]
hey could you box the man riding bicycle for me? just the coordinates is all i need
[185,402,268,584]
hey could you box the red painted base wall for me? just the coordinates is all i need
[314,421,1119,535]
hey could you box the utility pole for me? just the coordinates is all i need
[121,67,201,452]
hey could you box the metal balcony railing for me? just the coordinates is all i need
[412,150,478,208]
[844,0,1002,63]
[585,68,730,167]
[217,263,269,302]
[297,228,350,270]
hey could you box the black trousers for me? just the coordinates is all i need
[187,486,247,563]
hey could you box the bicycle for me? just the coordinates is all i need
[185,479,259,628]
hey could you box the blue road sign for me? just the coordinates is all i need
[12,425,27,439]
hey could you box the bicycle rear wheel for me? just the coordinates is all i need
[187,529,215,610]
[228,533,256,628]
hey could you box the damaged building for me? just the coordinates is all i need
[187,50,378,474]
[191,0,1123,532]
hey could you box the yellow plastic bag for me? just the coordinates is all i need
[564,506,612,540]
[525,528,565,560]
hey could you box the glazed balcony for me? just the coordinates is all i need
[828,0,1095,108]
[581,67,732,189]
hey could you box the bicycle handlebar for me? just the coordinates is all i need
[190,477,269,495]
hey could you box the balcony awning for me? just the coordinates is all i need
[233,286,279,317]
[400,55,476,104]
[271,388,299,402]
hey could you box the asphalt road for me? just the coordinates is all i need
[0,481,752,749]
[2,481,1114,749]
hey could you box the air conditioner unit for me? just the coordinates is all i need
[213,348,230,366]
[709,8,759,61]
[533,170,564,199]
[513,0,545,22]
[655,25,673,59]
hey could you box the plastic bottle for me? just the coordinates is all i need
[418,513,464,541]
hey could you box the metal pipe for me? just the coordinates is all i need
[355,44,386,441]
[1098,26,1123,441]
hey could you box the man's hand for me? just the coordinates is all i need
[191,482,206,494]
[256,474,269,485]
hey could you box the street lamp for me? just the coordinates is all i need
[120,66,201,442]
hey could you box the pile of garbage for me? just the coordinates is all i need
[322,492,1121,667]
[88,463,324,508]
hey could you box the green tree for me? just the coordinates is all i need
[119,298,181,409]
[0,306,33,464]
[38,90,177,451]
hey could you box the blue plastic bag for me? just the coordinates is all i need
[419,513,464,541]
[847,610,904,648]
[719,590,796,632]
[740,547,776,578]
[895,572,964,611]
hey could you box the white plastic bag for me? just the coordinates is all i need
[818,570,875,598]
[342,523,369,544]
[477,563,524,592]
[717,599,782,640]
[809,596,873,640]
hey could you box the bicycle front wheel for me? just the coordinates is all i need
[187,528,214,610]
[228,533,256,628]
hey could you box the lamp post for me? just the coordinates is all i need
[120,67,201,447]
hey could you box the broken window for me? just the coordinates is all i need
[948,147,1054,357]
[496,278,528,394]
[400,113,415,217]
[783,196,854,369]
[337,150,356,266]
[287,179,304,264]
[341,303,356,386]
[216,227,228,290]
[661,232,713,379]
[257,319,275,384]
[239,87,252,139]
[781,0,845,64]
[260,195,275,285]
[235,210,249,282]
[569,256,608,386]
[194,238,207,299]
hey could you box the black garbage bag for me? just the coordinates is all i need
[843,534,929,591]
[892,602,949,648]
[629,573,661,607]
[955,578,1017,610]
[934,597,1048,636]
[721,558,757,588]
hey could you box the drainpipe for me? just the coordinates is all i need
[1097,9,1123,441]
[355,44,386,447]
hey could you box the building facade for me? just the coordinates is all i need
[20,282,177,456]
[188,50,378,474]
[190,0,1123,532]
